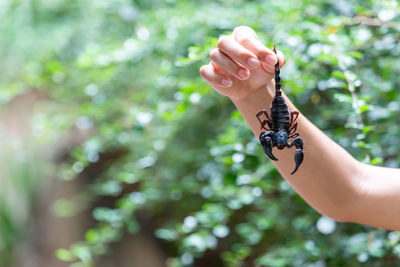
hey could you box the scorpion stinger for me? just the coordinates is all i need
[256,46,304,175]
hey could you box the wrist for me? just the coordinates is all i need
[229,81,276,138]
[230,81,275,104]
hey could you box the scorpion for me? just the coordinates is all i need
[256,46,304,174]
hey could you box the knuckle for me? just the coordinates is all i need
[233,26,258,47]
[200,65,213,80]
[209,48,219,61]
[199,65,207,76]
[217,35,230,49]
[233,25,254,35]
[199,69,209,81]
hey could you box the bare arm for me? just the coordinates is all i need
[352,164,400,230]
[200,26,400,231]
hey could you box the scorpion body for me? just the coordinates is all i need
[256,47,304,174]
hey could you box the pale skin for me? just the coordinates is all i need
[200,26,400,231]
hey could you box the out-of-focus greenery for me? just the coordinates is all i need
[1,0,400,266]
[0,143,46,267]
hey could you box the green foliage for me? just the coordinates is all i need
[0,142,47,266]
[1,0,400,266]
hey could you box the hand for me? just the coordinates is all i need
[200,26,285,101]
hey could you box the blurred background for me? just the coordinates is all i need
[1,0,400,266]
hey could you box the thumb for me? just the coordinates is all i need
[261,49,285,74]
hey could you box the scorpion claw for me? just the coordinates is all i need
[259,132,278,161]
[265,146,278,161]
[291,148,304,175]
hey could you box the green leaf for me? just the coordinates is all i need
[71,244,92,263]
[55,249,76,262]
[331,70,346,80]
[347,51,363,59]
[370,158,383,165]
[334,93,352,103]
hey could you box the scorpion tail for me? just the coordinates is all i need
[291,148,304,175]
[272,45,281,96]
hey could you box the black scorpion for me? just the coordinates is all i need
[256,46,304,174]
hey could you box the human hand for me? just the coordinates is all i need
[200,26,285,101]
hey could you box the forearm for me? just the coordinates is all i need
[231,81,364,221]
[351,164,400,230]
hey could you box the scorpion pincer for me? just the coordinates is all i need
[256,46,304,174]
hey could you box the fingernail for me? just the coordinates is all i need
[247,57,259,68]
[265,54,277,65]
[221,78,232,87]
[238,69,250,79]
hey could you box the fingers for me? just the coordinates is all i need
[201,26,287,89]
[217,35,260,70]
[209,48,250,80]
[233,26,275,64]
[199,64,232,88]
[232,26,285,72]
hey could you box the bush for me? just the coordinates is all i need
[1,0,400,266]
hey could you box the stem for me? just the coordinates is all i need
[337,57,364,128]
[337,56,371,160]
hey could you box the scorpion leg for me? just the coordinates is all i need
[289,122,298,134]
[259,131,278,161]
[290,110,299,126]
[256,110,273,130]
[287,136,304,175]
[288,132,299,139]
